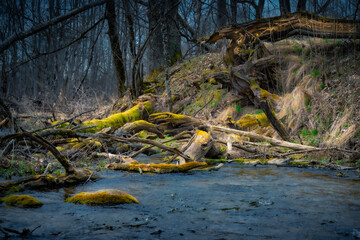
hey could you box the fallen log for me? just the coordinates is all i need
[209,125,317,151]
[106,161,208,173]
[202,11,360,44]
[122,120,164,138]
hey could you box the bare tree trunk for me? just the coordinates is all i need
[230,0,237,23]
[297,0,307,11]
[279,0,291,15]
[217,0,228,27]
[105,0,126,97]
[255,0,265,19]
[0,0,108,54]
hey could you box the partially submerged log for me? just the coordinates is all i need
[106,161,208,173]
[149,112,204,131]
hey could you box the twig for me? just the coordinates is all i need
[129,130,192,158]
[31,108,96,133]
[193,94,215,117]
[216,140,258,153]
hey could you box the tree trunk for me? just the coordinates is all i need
[255,0,265,19]
[230,0,237,23]
[217,0,228,28]
[147,0,182,73]
[105,0,127,97]
[297,0,307,11]
[279,0,291,15]
[0,0,108,54]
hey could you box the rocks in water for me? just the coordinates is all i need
[1,195,43,208]
[65,189,139,205]
[267,158,290,166]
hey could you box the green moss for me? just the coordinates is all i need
[170,53,182,66]
[81,101,152,133]
[66,189,139,205]
[236,113,269,130]
[2,195,43,208]
[144,68,163,83]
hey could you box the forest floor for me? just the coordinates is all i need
[1,37,360,182]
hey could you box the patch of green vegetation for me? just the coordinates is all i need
[234,105,242,113]
[356,130,360,138]
[292,44,302,53]
[254,109,263,115]
[170,53,182,66]
[292,69,298,75]
[320,83,325,89]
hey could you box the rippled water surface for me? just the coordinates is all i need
[1,163,360,239]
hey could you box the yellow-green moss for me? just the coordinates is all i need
[195,130,211,145]
[81,101,152,133]
[65,189,139,205]
[1,195,43,208]
[236,113,269,130]
[144,68,163,83]
[107,161,207,173]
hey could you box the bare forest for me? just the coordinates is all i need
[1,0,360,239]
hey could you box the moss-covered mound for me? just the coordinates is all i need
[1,195,43,208]
[236,113,269,130]
[106,161,208,173]
[65,189,139,205]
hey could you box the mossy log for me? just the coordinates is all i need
[149,112,204,130]
[250,80,291,141]
[80,101,152,133]
[106,161,208,173]
[179,130,213,163]
[122,120,164,138]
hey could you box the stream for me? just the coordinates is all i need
[1,160,360,239]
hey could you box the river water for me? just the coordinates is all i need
[1,162,359,239]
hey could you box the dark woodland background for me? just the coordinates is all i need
[1,0,359,105]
